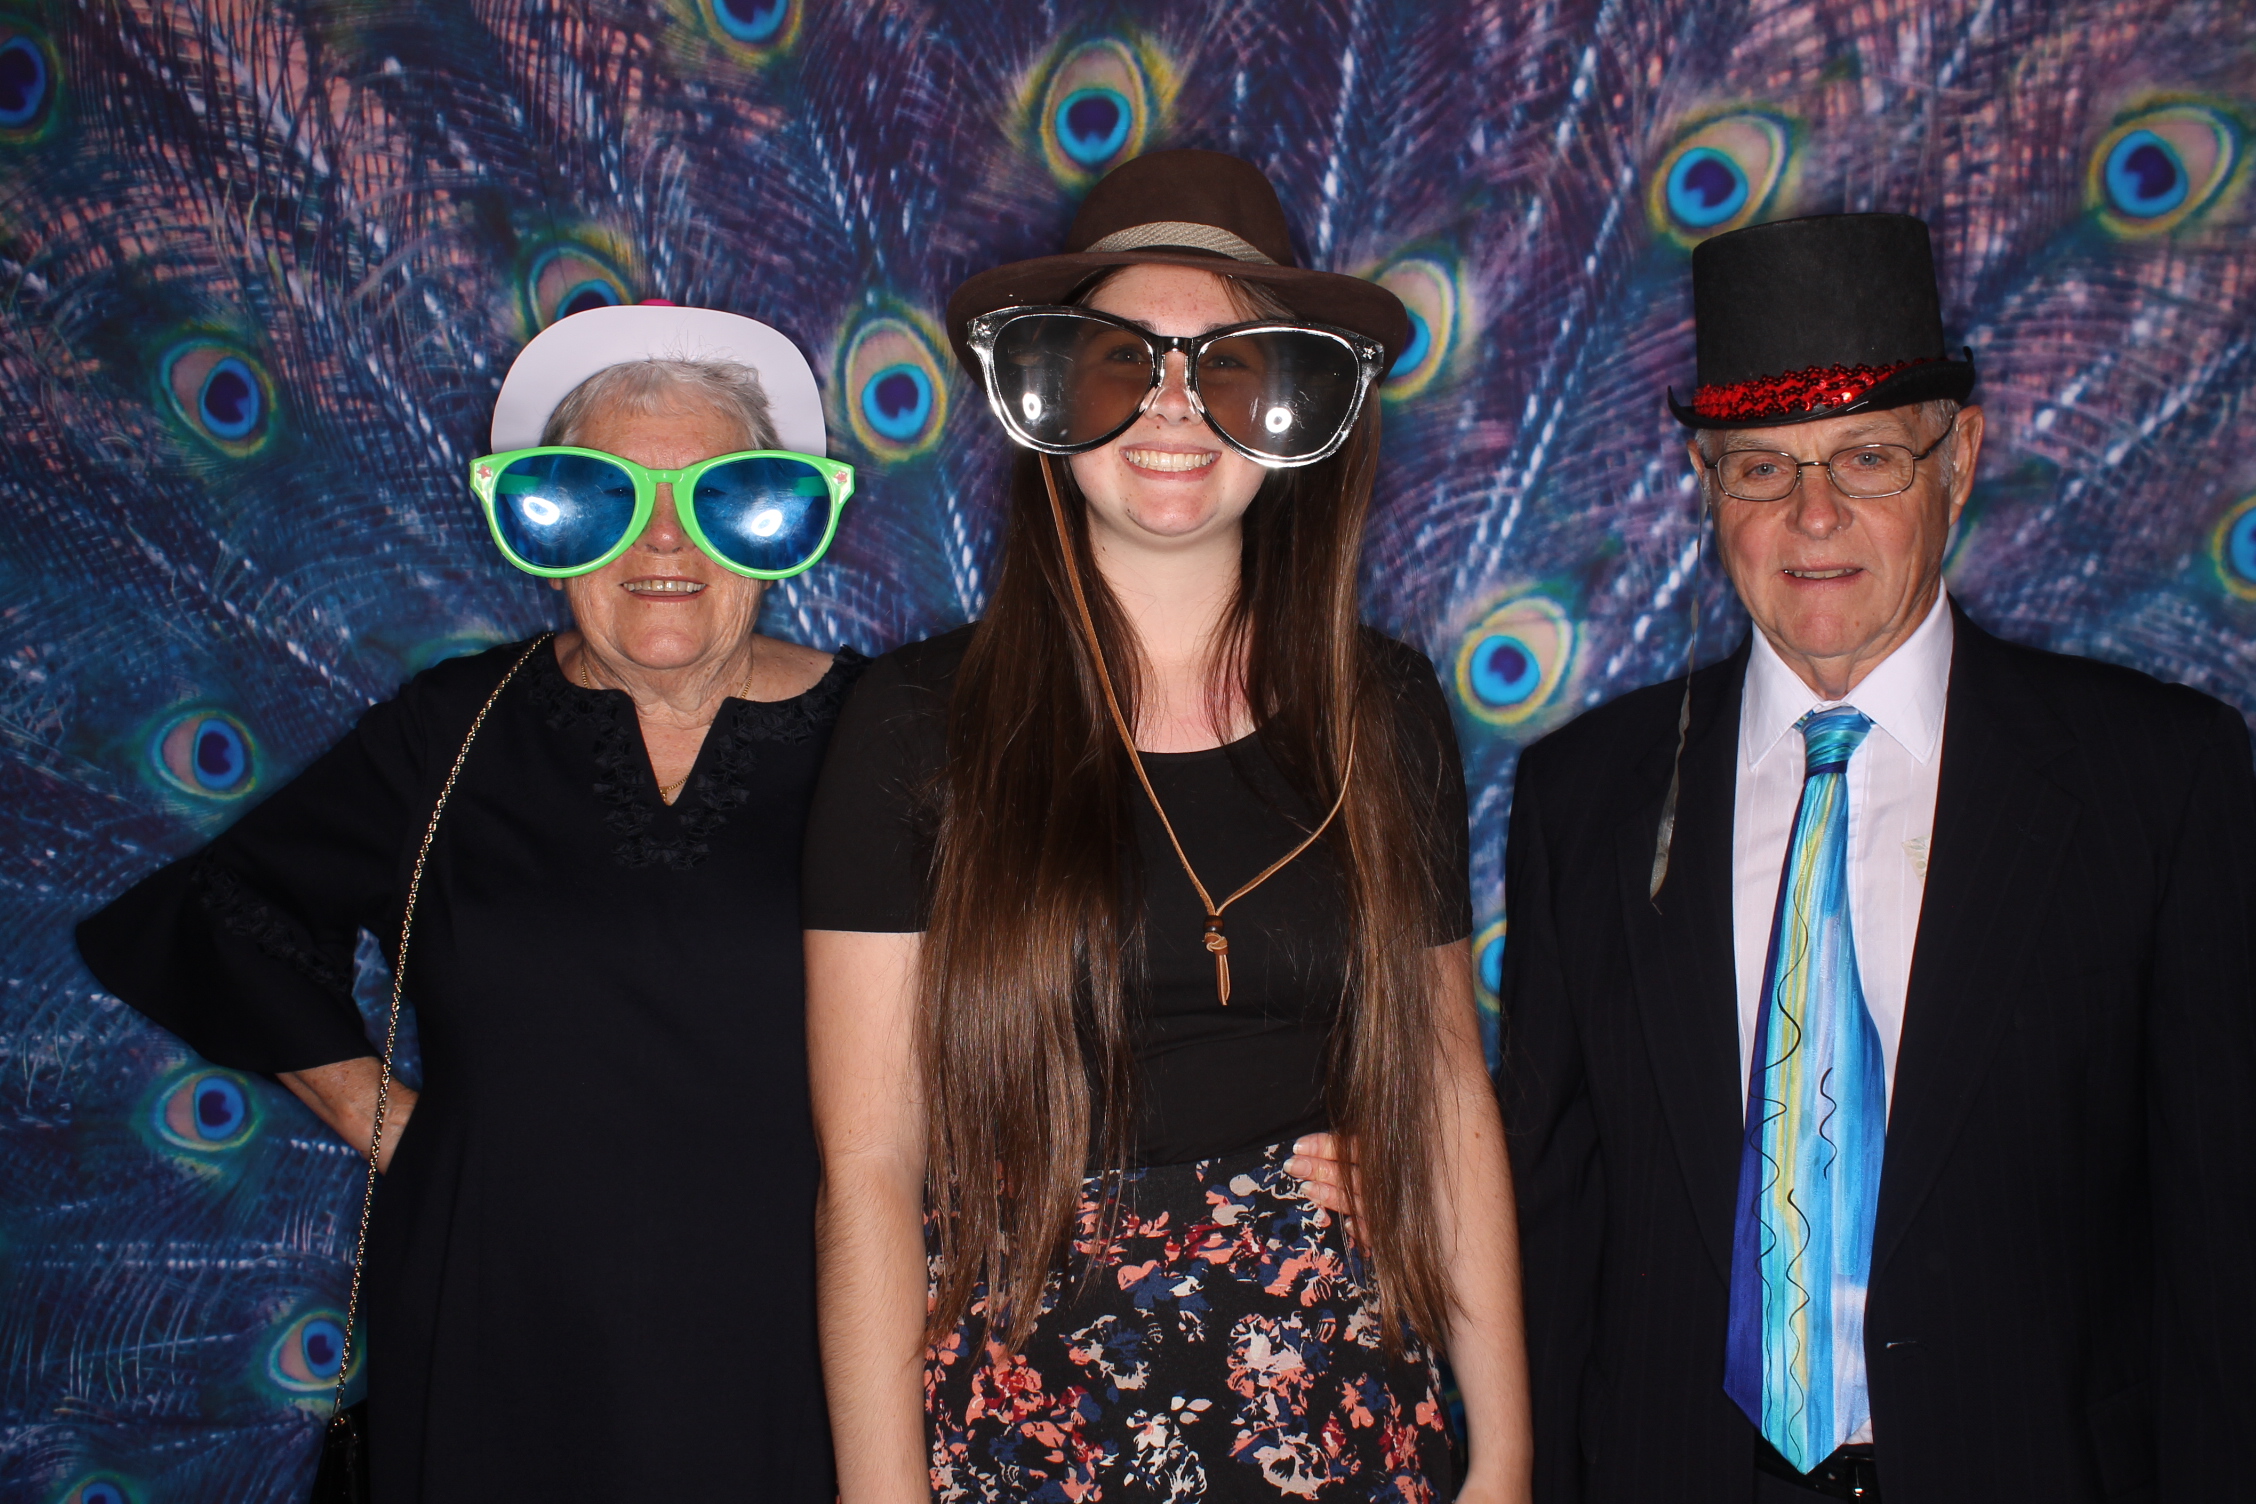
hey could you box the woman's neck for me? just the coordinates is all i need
[1089,522,1248,753]
[560,631,755,731]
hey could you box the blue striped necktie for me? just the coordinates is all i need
[1725,706,1885,1472]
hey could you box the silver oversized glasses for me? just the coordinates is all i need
[964,305,1388,468]
[1706,432,1952,502]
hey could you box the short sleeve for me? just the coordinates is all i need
[1372,634,1474,945]
[801,632,960,931]
[73,668,459,1074]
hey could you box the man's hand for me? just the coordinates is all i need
[1286,1132,1356,1220]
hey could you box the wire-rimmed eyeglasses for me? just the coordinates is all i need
[1703,432,1952,503]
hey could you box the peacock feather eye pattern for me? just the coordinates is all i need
[0,16,57,142]
[267,1308,354,1398]
[147,707,258,799]
[2089,103,2243,236]
[151,1068,260,1154]
[1454,594,1578,729]
[55,1479,137,1504]
[519,239,638,334]
[1648,112,1793,247]
[1372,253,1463,401]
[1026,36,1172,186]
[2211,492,2256,601]
[700,0,798,58]
[1470,919,1507,1046]
[157,340,275,456]
[838,309,950,462]
[712,0,803,52]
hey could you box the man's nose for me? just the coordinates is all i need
[1786,462,1851,538]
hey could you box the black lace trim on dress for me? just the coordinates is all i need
[524,643,868,871]
[190,858,353,994]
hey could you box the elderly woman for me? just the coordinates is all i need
[76,305,861,1500]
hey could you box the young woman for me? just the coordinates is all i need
[804,150,1530,1503]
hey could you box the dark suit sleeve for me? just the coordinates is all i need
[1499,746,1604,1503]
[2147,701,2256,1497]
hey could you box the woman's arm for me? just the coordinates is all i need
[278,1059,418,1174]
[807,928,930,1504]
[1426,938,1534,1503]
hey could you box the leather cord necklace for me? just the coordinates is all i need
[577,641,756,804]
[1039,455,1353,1006]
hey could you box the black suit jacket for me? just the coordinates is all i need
[1501,605,2256,1503]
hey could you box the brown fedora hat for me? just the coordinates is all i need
[945,149,1412,374]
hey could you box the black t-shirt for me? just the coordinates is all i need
[802,624,1472,1166]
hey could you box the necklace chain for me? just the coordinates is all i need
[1037,456,1354,1006]
[575,642,756,804]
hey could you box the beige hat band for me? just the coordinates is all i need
[1083,221,1277,265]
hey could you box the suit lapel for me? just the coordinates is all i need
[1872,609,2080,1279]
[1617,647,1750,1284]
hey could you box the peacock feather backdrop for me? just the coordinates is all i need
[1,0,2250,1495]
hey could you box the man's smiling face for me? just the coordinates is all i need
[1695,400,1984,698]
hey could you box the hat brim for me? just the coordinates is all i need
[490,305,827,455]
[946,249,1412,375]
[1669,354,1977,430]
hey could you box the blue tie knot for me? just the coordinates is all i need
[1798,706,1873,775]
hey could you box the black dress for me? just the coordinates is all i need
[76,638,863,1503]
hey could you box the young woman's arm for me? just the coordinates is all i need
[1426,937,1535,1503]
[807,928,930,1504]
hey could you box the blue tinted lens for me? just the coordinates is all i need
[689,457,834,574]
[492,453,639,571]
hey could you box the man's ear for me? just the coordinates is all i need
[1684,439,1716,516]
[1948,404,1986,525]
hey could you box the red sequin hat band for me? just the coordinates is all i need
[1690,356,1944,422]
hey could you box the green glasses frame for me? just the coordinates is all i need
[468,446,857,579]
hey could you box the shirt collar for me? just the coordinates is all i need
[1741,590,1955,770]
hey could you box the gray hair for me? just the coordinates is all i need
[541,357,778,451]
[1693,397,1963,493]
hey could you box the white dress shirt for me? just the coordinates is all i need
[1733,590,1954,1114]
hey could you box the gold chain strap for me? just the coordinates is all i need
[1037,456,1352,1006]
[329,632,551,1422]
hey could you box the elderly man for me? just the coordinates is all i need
[1501,215,2256,1503]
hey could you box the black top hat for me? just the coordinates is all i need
[1668,213,1976,428]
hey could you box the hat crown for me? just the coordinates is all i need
[1692,213,1946,387]
[1064,149,1300,267]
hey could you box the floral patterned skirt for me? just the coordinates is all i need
[925,1143,1456,1502]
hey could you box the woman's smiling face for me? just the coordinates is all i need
[557,398,767,674]
[1067,264,1271,551]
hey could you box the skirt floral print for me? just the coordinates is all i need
[926,1143,1456,1502]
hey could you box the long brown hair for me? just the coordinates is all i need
[920,276,1454,1356]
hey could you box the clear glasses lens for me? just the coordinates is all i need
[689,456,836,574]
[1196,329,1360,462]
[493,452,639,569]
[991,311,1156,449]
[1825,445,1918,496]
[1718,444,1919,501]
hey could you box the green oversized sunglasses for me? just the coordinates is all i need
[469,446,856,580]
